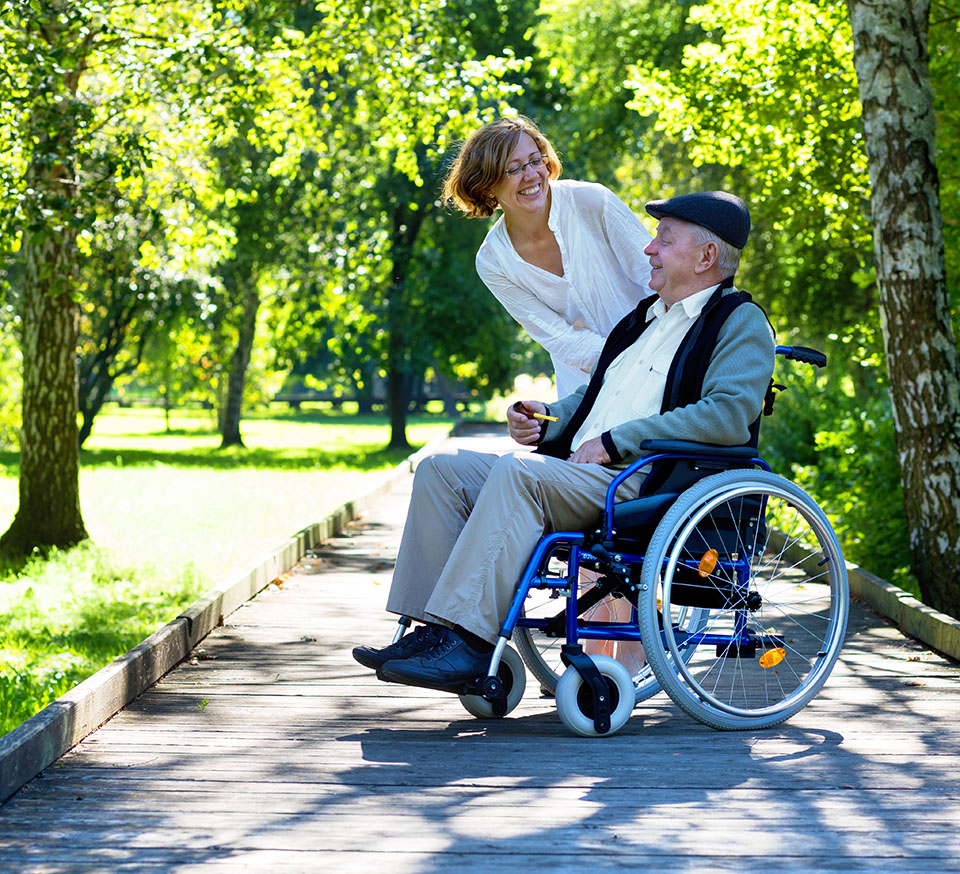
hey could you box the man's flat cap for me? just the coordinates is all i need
[645,191,750,249]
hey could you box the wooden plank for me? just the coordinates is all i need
[5,850,954,874]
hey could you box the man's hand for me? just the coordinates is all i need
[507,400,548,445]
[568,436,611,465]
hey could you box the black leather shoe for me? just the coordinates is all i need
[352,624,446,671]
[378,629,491,693]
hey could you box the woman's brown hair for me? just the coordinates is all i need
[441,115,562,218]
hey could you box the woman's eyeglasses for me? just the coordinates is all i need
[505,155,547,178]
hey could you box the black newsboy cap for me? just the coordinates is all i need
[645,191,750,249]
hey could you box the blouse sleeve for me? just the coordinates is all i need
[476,251,605,372]
[597,186,654,287]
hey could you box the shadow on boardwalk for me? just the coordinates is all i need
[1,432,959,873]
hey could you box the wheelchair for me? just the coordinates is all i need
[392,346,849,736]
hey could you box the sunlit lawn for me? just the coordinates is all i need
[0,404,456,735]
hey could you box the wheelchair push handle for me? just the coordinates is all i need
[775,345,827,368]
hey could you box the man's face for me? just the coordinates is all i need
[643,217,707,305]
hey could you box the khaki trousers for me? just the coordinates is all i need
[385,448,639,644]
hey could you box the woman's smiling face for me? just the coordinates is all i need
[489,132,550,218]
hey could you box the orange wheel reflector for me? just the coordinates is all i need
[759,647,786,668]
[698,548,719,577]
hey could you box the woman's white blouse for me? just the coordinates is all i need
[475,179,653,398]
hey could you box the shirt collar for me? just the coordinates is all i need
[646,283,724,323]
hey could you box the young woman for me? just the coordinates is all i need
[442,115,653,398]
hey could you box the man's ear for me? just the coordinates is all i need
[695,241,719,274]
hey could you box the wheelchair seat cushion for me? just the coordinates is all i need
[611,493,680,532]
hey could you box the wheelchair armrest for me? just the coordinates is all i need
[638,439,758,460]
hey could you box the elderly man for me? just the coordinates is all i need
[353,191,775,692]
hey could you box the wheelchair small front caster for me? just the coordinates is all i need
[556,655,634,737]
[458,645,526,719]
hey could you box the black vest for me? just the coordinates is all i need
[537,278,761,460]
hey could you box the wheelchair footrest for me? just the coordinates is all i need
[560,645,612,734]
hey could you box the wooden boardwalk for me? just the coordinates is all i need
[2,431,960,873]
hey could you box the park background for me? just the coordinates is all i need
[0,0,958,735]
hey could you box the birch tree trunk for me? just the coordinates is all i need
[846,0,960,615]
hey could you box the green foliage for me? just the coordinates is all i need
[624,0,873,333]
[535,0,700,184]
[762,347,916,593]
[930,4,960,313]
[404,207,535,396]
[616,0,943,594]
[76,197,212,444]
[0,0,291,264]
[0,0,950,593]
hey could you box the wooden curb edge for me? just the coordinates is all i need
[0,434,443,804]
[846,564,960,663]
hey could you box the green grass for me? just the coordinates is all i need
[0,406,455,736]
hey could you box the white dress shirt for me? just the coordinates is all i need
[476,180,653,397]
[570,286,717,452]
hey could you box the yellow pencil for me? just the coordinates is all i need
[532,412,558,422]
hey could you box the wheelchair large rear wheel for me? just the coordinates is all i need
[515,566,708,701]
[638,470,848,730]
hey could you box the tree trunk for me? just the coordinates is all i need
[1,209,87,552]
[1,33,89,553]
[77,366,113,448]
[354,361,377,414]
[434,370,461,418]
[847,0,960,616]
[78,348,140,447]
[386,331,411,450]
[220,279,261,448]
[78,288,157,447]
[383,178,432,450]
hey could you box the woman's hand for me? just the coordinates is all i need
[507,400,548,445]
